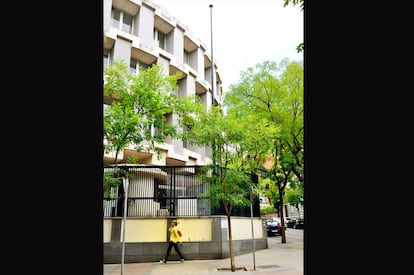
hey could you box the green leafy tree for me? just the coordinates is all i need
[104,60,182,167]
[103,60,195,197]
[103,171,121,199]
[261,177,279,211]
[224,59,303,243]
[278,60,304,186]
[285,183,303,208]
[185,105,254,272]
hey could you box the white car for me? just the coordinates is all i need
[271,217,287,229]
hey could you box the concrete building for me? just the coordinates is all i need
[102,2,271,264]
[103,0,222,166]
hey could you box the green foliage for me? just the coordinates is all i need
[260,205,276,216]
[223,59,303,242]
[103,60,192,165]
[184,58,303,260]
[103,171,121,199]
[185,103,258,216]
[198,166,252,210]
[283,0,304,11]
[224,59,304,185]
[224,60,304,170]
[296,42,304,53]
[126,156,139,164]
[285,185,303,206]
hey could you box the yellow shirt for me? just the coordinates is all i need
[169,226,182,243]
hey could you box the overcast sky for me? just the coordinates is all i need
[152,0,303,92]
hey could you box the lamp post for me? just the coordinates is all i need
[120,177,129,275]
[249,186,256,270]
[209,4,214,105]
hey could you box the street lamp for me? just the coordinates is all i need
[120,177,129,275]
[209,4,214,105]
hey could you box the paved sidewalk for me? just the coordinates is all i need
[104,230,303,275]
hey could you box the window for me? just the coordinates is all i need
[153,113,170,138]
[158,32,166,49]
[103,102,116,116]
[154,29,166,50]
[183,124,190,149]
[122,13,133,33]
[111,8,133,34]
[140,63,149,70]
[111,9,120,29]
[104,48,110,69]
[129,58,137,75]
[183,50,189,64]
[103,104,109,116]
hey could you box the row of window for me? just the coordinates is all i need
[104,48,148,76]
[111,8,133,34]
[109,8,195,69]
[112,8,168,50]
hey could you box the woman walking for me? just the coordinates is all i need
[161,219,184,263]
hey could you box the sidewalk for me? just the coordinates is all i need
[104,229,303,275]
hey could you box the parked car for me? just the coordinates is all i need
[286,218,305,229]
[294,219,304,229]
[286,218,297,228]
[265,220,283,236]
[271,217,287,229]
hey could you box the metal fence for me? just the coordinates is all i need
[103,165,260,218]
[104,165,210,217]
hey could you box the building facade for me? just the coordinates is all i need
[103,0,222,166]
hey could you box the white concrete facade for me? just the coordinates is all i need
[103,0,222,166]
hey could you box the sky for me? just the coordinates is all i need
[152,0,303,93]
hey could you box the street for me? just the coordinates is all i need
[267,228,304,246]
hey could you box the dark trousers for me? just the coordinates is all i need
[164,241,184,261]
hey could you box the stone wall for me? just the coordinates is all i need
[103,216,269,263]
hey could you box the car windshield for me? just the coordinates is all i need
[267,221,278,226]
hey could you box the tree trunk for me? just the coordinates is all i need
[227,214,236,272]
[278,183,286,243]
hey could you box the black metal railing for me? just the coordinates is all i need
[103,165,260,218]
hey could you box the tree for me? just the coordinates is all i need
[185,105,255,272]
[279,61,304,186]
[103,170,121,199]
[224,59,304,244]
[103,60,194,208]
[103,60,188,167]
[285,181,304,218]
